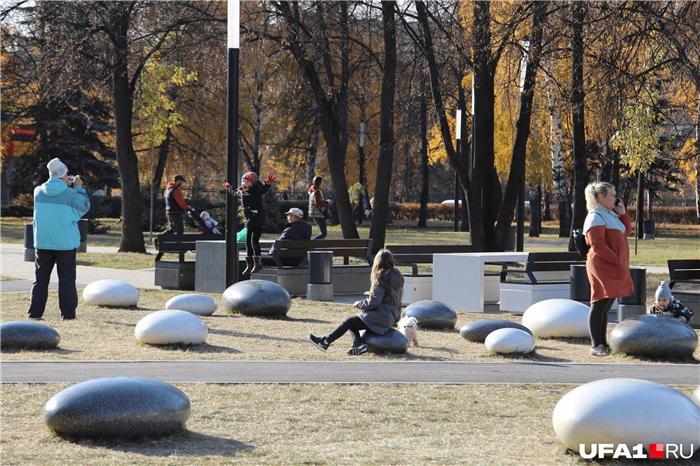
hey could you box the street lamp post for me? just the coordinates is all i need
[454,109,461,232]
[225,1,240,287]
[358,122,365,224]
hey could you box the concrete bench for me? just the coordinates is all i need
[500,251,585,314]
[254,238,374,296]
[386,244,487,304]
[668,259,700,328]
[194,241,275,294]
[153,233,223,290]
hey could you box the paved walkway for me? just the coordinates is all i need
[3,360,698,384]
[1,243,160,292]
[0,242,670,293]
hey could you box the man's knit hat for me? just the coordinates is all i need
[655,281,673,300]
[47,158,68,178]
[242,172,258,183]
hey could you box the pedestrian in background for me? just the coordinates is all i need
[308,175,330,239]
[164,174,190,235]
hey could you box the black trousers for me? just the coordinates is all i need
[164,212,184,234]
[326,315,369,347]
[28,248,78,319]
[245,226,264,256]
[588,298,615,348]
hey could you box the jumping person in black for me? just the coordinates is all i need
[224,172,277,274]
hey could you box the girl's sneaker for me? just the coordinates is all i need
[309,334,329,352]
[347,344,368,356]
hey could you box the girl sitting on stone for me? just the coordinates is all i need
[309,248,404,356]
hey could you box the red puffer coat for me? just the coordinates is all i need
[583,209,634,302]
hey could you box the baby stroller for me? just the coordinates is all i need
[187,208,222,235]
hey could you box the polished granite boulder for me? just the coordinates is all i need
[222,280,291,317]
[522,299,590,338]
[135,310,208,345]
[553,378,700,457]
[0,321,60,350]
[484,328,536,354]
[460,319,532,343]
[165,294,217,316]
[360,328,408,354]
[609,314,698,358]
[45,377,190,438]
[83,279,140,307]
[402,300,457,330]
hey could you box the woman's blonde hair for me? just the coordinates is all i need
[584,182,615,211]
[370,248,404,307]
[312,175,323,187]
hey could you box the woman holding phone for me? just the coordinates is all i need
[582,182,634,357]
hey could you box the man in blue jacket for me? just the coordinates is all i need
[28,158,90,320]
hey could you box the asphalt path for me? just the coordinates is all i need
[2,360,698,384]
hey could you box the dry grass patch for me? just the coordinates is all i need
[1,288,698,364]
[1,383,696,466]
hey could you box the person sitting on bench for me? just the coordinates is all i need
[263,208,312,267]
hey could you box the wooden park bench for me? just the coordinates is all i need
[254,238,374,296]
[385,244,485,304]
[499,251,585,313]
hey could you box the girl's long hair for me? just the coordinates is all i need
[370,248,404,307]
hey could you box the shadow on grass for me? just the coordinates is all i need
[1,347,82,355]
[104,321,136,328]
[483,350,574,363]
[56,429,256,457]
[139,342,243,354]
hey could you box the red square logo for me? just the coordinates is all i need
[649,444,664,459]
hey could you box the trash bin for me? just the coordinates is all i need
[23,223,35,262]
[643,220,655,240]
[505,226,516,251]
[570,264,590,303]
[619,267,646,305]
[77,218,88,253]
[307,251,333,301]
[618,266,647,321]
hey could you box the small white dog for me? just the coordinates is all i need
[398,316,419,347]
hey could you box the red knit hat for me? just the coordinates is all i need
[242,172,257,183]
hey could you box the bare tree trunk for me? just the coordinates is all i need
[112,5,145,253]
[494,1,546,250]
[569,2,588,252]
[414,1,474,242]
[152,127,172,196]
[544,58,571,237]
[418,74,429,228]
[696,97,700,224]
[369,1,397,252]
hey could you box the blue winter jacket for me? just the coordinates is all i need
[33,178,90,250]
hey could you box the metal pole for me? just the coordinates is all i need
[454,110,461,232]
[358,122,365,225]
[149,142,154,243]
[225,2,240,287]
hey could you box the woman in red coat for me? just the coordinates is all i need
[582,182,633,357]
